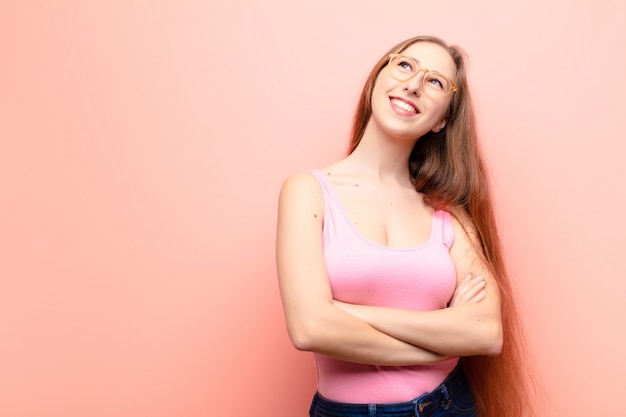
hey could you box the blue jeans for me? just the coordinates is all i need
[309,363,476,417]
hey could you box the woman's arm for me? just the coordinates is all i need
[276,172,447,366]
[334,215,503,357]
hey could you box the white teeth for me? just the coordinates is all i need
[391,98,417,113]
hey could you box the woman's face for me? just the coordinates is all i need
[369,42,457,142]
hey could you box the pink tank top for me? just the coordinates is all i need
[310,170,459,403]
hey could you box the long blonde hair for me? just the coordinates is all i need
[349,35,536,417]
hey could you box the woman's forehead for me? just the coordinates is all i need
[400,42,456,77]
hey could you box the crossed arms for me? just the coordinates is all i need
[276,173,502,366]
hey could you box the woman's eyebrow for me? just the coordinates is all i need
[412,57,437,72]
[408,56,437,71]
[407,55,452,78]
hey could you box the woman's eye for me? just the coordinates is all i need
[427,76,445,90]
[398,60,414,72]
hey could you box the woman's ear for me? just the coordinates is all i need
[432,119,447,133]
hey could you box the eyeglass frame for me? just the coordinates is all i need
[386,53,457,99]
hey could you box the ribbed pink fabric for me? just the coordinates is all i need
[310,170,459,403]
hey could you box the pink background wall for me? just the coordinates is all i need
[1,1,625,416]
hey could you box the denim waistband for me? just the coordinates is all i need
[310,363,470,417]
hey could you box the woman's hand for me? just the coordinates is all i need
[327,215,503,358]
[277,172,457,365]
[448,274,487,307]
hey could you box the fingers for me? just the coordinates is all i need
[465,275,487,299]
[449,274,487,307]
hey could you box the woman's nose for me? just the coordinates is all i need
[403,70,425,95]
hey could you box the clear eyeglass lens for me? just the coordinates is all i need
[423,74,450,98]
[389,55,451,99]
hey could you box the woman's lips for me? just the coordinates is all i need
[390,97,419,114]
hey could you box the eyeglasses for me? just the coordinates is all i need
[387,54,457,100]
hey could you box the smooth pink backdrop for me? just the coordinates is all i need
[1,1,625,416]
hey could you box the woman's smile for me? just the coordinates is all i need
[389,97,420,116]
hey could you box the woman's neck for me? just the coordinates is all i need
[347,122,417,186]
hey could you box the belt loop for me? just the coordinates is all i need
[368,403,376,417]
[440,383,449,401]
[440,383,451,410]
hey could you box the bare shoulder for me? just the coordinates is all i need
[449,210,479,245]
[279,171,323,201]
[278,171,325,220]
[276,172,326,283]
[280,171,321,193]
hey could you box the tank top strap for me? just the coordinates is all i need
[309,169,331,196]
[308,170,334,213]
[308,170,336,235]
[434,209,455,249]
